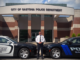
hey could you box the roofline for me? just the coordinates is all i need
[6,3,67,6]
[0,3,80,9]
[0,4,74,9]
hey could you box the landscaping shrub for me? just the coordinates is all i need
[72,33,76,37]
[65,36,69,38]
[77,33,80,37]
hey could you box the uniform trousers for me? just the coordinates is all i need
[37,43,43,57]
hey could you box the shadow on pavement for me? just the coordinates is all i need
[0,56,80,59]
[44,56,80,59]
[0,56,37,59]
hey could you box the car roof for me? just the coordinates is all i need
[69,37,80,39]
[0,36,8,38]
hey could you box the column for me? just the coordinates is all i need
[28,14,31,42]
[53,19,58,43]
[41,15,44,35]
[0,15,2,35]
[14,20,18,41]
[70,21,74,37]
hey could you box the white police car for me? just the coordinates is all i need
[0,36,36,59]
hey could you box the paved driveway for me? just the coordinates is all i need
[0,56,80,60]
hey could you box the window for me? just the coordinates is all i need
[2,15,13,17]
[7,37,17,43]
[44,15,52,17]
[31,14,41,17]
[44,30,52,42]
[19,15,28,17]
[61,38,74,44]
[20,30,28,42]
[0,38,8,43]
[59,15,70,17]
[72,38,80,44]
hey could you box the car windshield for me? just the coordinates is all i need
[61,38,74,44]
[7,37,17,43]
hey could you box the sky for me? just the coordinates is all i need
[0,0,80,9]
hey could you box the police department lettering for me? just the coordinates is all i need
[70,47,80,53]
[0,47,7,53]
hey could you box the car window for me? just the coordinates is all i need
[72,38,80,44]
[72,39,77,43]
[77,38,80,43]
[0,38,8,43]
[7,37,17,43]
[61,38,74,44]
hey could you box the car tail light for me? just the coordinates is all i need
[30,50,31,52]
[49,49,51,52]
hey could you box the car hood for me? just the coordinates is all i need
[44,43,59,45]
[17,42,37,47]
[44,43,61,46]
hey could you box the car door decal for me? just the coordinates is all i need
[0,47,7,53]
[0,45,13,54]
[61,45,72,55]
[70,47,80,53]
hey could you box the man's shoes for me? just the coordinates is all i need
[41,56,44,59]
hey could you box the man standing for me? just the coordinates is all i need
[35,32,45,59]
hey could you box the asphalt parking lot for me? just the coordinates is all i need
[0,56,80,60]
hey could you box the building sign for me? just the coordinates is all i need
[11,8,62,12]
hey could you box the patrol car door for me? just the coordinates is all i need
[68,38,80,57]
[0,37,14,56]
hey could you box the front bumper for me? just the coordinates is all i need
[43,46,50,56]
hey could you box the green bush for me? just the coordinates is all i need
[72,33,76,37]
[65,36,69,38]
[77,33,80,37]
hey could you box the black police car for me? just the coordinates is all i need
[43,37,80,58]
[0,36,36,59]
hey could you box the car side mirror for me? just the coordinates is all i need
[7,41,12,44]
[67,41,72,44]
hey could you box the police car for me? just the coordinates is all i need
[43,37,80,58]
[0,36,36,59]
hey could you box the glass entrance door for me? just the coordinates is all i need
[31,32,38,42]
[20,30,28,42]
[31,30,40,42]
[44,30,52,42]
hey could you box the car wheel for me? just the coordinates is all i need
[51,48,61,59]
[19,48,29,59]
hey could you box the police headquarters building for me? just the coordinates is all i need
[0,3,80,42]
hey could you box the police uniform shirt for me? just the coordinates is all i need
[35,35,45,43]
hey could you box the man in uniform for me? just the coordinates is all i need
[35,32,45,59]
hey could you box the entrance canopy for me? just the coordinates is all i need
[0,4,74,15]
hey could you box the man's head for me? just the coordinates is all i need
[39,32,42,35]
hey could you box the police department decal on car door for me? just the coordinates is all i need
[0,47,7,53]
[70,47,80,53]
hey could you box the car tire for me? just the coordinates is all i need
[50,48,61,59]
[19,48,29,59]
